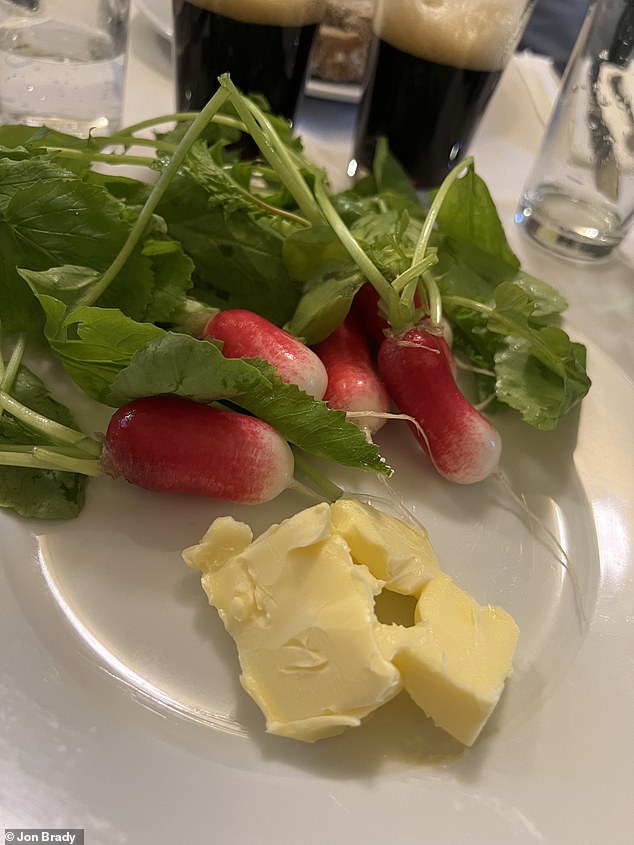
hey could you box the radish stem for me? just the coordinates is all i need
[0,445,102,476]
[291,448,343,503]
[0,390,101,456]
[221,76,324,226]
[75,84,232,309]
[0,334,25,397]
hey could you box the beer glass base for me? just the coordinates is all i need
[515,188,625,261]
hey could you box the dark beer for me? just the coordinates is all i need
[355,41,501,188]
[353,1,534,188]
[172,0,321,122]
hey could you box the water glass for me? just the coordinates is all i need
[0,0,130,137]
[516,0,634,260]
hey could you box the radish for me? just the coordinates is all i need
[313,311,391,435]
[102,396,294,503]
[203,309,328,399]
[377,326,501,484]
[352,283,390,349]
[353,283,454,361]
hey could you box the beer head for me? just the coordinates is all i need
[373,0,535,71]
[184,0,325,27]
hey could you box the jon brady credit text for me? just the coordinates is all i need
[5,832,82,844]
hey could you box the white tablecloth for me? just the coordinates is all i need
[123,6,634,379]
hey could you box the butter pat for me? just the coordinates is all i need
[183,503,402,741]
[331,498,442,595]
[184,500,520,747]
[390,574,520,746]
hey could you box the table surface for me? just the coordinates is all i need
[124,5,634,380]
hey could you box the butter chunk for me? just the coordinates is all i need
[390,574,520,746]
[183,503,402,742]
[330,498,442,596]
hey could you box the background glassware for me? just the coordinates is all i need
[0,0,130,136]
[351,0,538,188]
[172,0,324,123]
[516,0,634,261]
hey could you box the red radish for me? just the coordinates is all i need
[352,283,389,349]
[102,396,294,503]
[203,309,328,399]
[353,283,455,361]
[378,327,501,484]
[314,312,391,435]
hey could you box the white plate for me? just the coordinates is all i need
[1,332,632,841]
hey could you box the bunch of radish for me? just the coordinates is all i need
[1,313,334,507]
[312,287,501,485]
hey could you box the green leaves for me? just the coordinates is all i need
[0,150,193,335]
[36,297,165,403]
[0,90,593,523]
[108,331,264,404]
[495,335,590,429]
[155,169,301,326]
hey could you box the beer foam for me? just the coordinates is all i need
[374,0,530,71]
[189,0,324,27]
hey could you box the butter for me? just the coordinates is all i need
[183,503,402,741]
[330,498,442,596]
[183,500,519,746]
[388,574,520,746]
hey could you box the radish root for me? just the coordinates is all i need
[494,470,586,628]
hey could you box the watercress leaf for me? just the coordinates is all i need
[371,138,422,206]
[494,335,591,429]
[107,332,265,405]
[513,270,568,320]
[286,271,364,344]
[435,162,520,270]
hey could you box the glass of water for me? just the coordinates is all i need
[516,0,634,261]
[0,0,130,137]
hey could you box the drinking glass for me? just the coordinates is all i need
[0,0,130,136]
[516,0,634,260]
